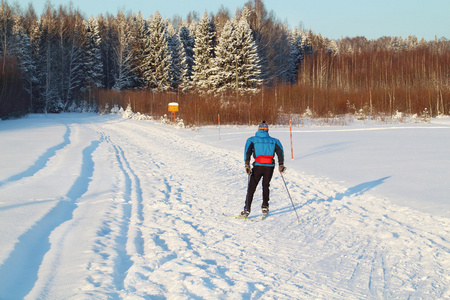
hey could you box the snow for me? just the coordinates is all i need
[0,113,449,299]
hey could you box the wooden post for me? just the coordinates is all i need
[218,114,221,141]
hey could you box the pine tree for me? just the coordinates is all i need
[29,16,43,112]
[213,17,237,94]
[112,11,134,90]
[59,10,86,109]
[245,0,292,85]
[141,11,171,91]
[35,4,61,113]
[390,36,402,52]
[12,13,38,111]
[192,12,215,93]
[84,17,103,89]
[235,13,261,93]
[287,27,304,83]
[129,12,147,88]
[167,23,187,91]
[96,14,116,89]
[301,29,313,55]
[178,24,195,90]
[213,11,261,95]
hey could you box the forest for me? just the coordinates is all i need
[1,0,449,124]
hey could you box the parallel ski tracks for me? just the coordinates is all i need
[1,115,448,299]
[99,119,450,299]
[0,118,101,298]
[0,125,71,189]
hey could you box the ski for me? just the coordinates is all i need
[262,212,268,220]
[222,213,258,222]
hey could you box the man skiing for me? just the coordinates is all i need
[241,121,286,217]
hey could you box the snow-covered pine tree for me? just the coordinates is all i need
[178,24,195,91]
[235,12,261,93]
[301,29,313,56]
[122,102,134,118]
[389,36,403,52]
[112,12,135,90]
[95,14,116,89]
[141,11,171,91]
[167,22,187,92]
[35,5,61,113]
[405,35,418,50]
[213,10,261,95]
[287,27,304,83]
[328,39,339,55]
[28,17,43,112]
[129,12,147,89]
[59,10,86,109]
[245,0,293,85]
[84,17,103,90]
[12,13,38,112]
[211,17,236,94]
[192,12,216,93]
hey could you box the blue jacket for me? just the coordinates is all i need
[244,130,284,167]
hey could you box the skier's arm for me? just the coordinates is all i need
[244,139,254,163]
[275,141,284,165]
[276,141,286,173]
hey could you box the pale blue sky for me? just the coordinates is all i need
[11,0,449,40]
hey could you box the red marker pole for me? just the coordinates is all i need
[218,114,221,141]
[290,120,293,160]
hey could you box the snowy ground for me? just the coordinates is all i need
[0,113,449,299]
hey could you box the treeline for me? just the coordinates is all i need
[1,0,449,123]
[295,35,450,118]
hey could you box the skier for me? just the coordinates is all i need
[241,121,286,217]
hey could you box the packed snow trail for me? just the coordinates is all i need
[0,114,449,299]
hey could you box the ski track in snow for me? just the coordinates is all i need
[0,114,449,299]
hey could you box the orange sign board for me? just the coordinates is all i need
[168,102,179,112]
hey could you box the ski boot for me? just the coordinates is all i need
[240,210,250,217]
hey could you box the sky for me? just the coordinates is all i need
[10,0,449,41]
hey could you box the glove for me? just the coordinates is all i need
[245,161,252,175]
[279,163,286,173]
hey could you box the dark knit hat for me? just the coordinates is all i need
[258,121,269,132]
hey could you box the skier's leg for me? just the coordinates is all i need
[261,166,274,208]
[245,166,263,212]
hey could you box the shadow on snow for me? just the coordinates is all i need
[270,176,391,218]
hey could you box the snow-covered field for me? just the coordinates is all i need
[0,113,449,299]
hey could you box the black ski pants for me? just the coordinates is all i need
[244,165,274,212]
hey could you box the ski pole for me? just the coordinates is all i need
[280,172,301,224]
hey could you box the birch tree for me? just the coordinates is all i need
[0,0,13,67]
